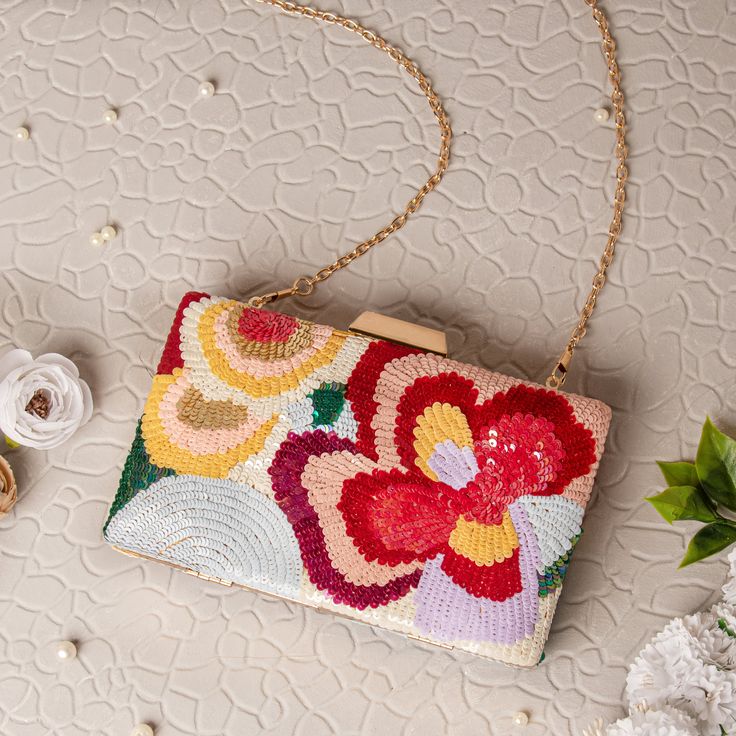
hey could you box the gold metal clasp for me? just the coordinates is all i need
[248,276,316,308]
[349,311,448,355]
[545,347,574,390]
[247,288,293,308]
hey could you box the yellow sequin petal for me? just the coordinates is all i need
[413,402,474,480]
[142,369,278,477]
[448,513,519,566]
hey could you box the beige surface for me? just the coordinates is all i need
[1,1,735,735]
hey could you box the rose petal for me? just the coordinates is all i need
[78,379,93,425]
[35,353,80,378]
[0,349,32,382]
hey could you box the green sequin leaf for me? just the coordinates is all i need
[103,420,174,533]
[309,382,346,427]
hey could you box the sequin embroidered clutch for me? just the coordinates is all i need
[104,291,611,668]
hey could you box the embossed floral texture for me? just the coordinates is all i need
[270,344,597,642]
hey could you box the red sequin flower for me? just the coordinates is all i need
[269,343,599,641]
[343,371,594,599]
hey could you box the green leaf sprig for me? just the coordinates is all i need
[647,417,736,567]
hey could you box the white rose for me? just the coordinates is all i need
[0,349,93,449]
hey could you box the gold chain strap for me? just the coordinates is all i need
[250,0,628,390]
[546,0,629,388]
[249,0,452,306]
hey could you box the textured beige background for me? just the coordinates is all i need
[1,1,736,734]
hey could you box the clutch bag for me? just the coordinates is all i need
[103,291,611,667]
[103,0,627,669]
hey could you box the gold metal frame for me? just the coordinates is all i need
[348,311,447,356]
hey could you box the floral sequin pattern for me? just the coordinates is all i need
[270,345,605,650]
[179,296,367,415]
[225,381,359,495]
[141,367,279,478]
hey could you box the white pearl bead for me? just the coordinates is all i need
[89,232,105,247]
[103,109,118,125]
[14,126,30,141]
[593,107,610,123]
[100,225,117,241]
[512,711,529,727]
[130,724,154,736]
[198,81,215,98]
[56,640,77,660]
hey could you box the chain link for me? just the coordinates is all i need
[249,0,451,307]
[546,0,629,388]
[251,0,628,391]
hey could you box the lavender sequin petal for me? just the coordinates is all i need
[414,508,541,645]
[426,440,479,490]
